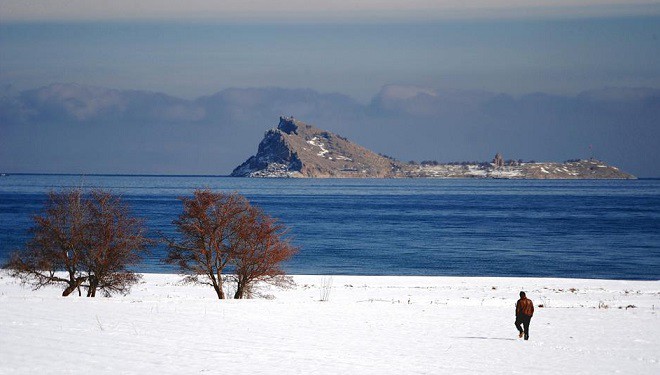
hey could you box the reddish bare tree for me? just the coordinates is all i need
[165,190,250,299]
[6,189,150,297]
[232,206,298,299]
[166,189,298,299]
[82,191,151,297]
[7,190,88,296]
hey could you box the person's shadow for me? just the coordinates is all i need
[452,336,517,341]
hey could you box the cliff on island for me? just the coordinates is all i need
[231,116,397,178]
[231,117,635,179]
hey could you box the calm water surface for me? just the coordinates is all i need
[1,175,658,280]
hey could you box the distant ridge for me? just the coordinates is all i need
[232,117,635,179]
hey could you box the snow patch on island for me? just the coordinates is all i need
[307,137,330,157]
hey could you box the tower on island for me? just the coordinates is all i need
[493,153,504,169]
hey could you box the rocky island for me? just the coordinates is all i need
[231,117,635,179]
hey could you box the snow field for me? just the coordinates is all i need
[1,273,658,374]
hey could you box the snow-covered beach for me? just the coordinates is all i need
[1,272,658,374]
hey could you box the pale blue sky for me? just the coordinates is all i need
[1,15,659,102]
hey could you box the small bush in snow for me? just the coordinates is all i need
[320,276,333,302]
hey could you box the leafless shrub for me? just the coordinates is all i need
[165,191,249,299]
[320,276,333,302]
[96,315,104,331]
[231,205,298,299]
[166,189,297,299]
[5,190,151,297]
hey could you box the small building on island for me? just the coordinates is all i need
[493,153,504,169]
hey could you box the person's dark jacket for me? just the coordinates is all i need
[516,297,534,317]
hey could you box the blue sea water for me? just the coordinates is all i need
[0,175,658,280]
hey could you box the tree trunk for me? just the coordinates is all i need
[62,277,86,297]
[212,283,225,299]
[234,276,248,299]
[210,273,225,299]
[87,275,98,297]
[62,284,76,297]
[234,283,244,299]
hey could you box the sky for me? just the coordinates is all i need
[1,1,659,101]
[0,1,659,176]
[2,1,660,22]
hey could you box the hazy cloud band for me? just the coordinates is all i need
[2,1,660,22]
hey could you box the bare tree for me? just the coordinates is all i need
[232,205,298,299]
[165,190,250,299]
[166,189,298,299]
[7,190,89,296]
[6,189,150,297]
[82,191,151,297]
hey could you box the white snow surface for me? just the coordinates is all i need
[490,168,523,178]
[1,272,659,374]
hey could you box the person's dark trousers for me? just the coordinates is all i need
[515,315,532,340]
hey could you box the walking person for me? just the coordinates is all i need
[515,291,534,340]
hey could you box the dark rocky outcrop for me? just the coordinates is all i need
[231,116,398,177]
[231,129,303,177]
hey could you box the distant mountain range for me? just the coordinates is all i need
[232,116,635,179]
[1,83,657,176]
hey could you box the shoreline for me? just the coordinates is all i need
[3,271,660,300]
[4,172,653,179]
[134,270,660,282]
[3,271,659,312]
